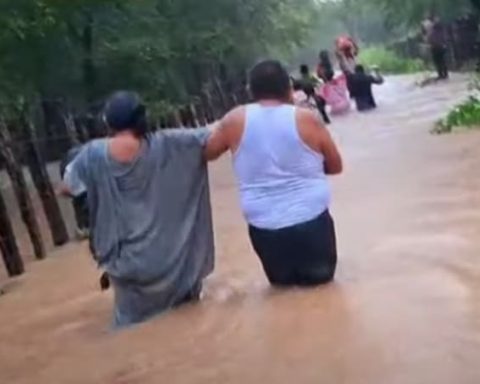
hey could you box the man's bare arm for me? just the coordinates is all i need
[204,106,245,161]
[297,109,343,175]
[203,119,229,161]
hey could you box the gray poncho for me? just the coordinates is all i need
[65,129,214,327]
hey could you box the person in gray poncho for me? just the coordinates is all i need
[61,91,214,328]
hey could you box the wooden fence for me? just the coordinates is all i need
[0,81,250,279]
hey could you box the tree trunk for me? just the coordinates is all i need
[0,187,24,277]
[194,102,207,126]
[22,116,69,246]
[61,109,81,147]
[188,104,199,127]
[82,11,96,104]
[173,110,182,128]
[471,0,480,12]
[201,91,216,122]
[0,119,46,260]
[213,77,228,115]
[230,93,238,108]
[77,120,90,143]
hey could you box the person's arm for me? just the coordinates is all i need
[203,107,241,161]
[59,153,88,198]
[203,120,228,161]
[370,72,384,85]
[297,109,343,175]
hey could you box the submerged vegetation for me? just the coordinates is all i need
[433,97,480,134]
[433,74,480,134]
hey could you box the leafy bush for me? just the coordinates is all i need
[358,46,425,74]
[433,96,480,134]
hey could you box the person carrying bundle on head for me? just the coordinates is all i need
[335,35,359,76]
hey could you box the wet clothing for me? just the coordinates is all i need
[234,104,331,230]
[424,18,449,79]
[317,51,334,82]
[249,210,337,286]
[313,95,331,124]
[432,46,449,79]
[64,129,214,327]
[320,75,350,115]
[233,103,337,286]
[428,20,447,47]
[298,77,331,124]
[348,72,383,112]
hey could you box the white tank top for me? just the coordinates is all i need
[233,104,331,229]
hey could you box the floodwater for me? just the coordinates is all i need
[2,74,480,384]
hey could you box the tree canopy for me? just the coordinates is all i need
[0,0,318,113]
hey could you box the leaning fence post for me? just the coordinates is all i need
[62,111,81,147]
[21,112,69,246]
[0,185,24,277]
[194,102,207,127]
[230,93,238,108]
[201,91,215,123]
[173,110,182,128]
[213,77,228,114]
[189,103,199,127]
[0,118,46,260]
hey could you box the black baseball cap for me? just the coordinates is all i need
[103,91,146,131]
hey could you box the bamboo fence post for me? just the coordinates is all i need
[21,114,69,246]
[0,118,46,260]
[0,185,24,276]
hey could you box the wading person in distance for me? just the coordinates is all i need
[299,64,331,124]
[205,60,343,287]
[348,64,384,112]
[422,12,449,80]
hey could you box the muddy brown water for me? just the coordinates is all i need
[2,75,480,383]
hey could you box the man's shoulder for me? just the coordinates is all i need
[84,138,107,149]
[296,105,318,122]
[82,138,107,159]
[224,105,246,120]
[221,105,246,130]
[154,127,211,150]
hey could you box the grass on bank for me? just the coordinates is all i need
[358,46,425,74]
[433,96,480,134]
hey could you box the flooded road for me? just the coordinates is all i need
[2,75,480,383]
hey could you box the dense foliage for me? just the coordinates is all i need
[370,0,472,28]
[0,0,478,120]
[0,0,317,114]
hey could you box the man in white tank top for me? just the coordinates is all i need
[205,60,343,287]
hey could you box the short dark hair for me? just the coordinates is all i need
[300,64,309,75]
[103,91,148,138]
[249,60,291,101]
[355,64,365,74]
